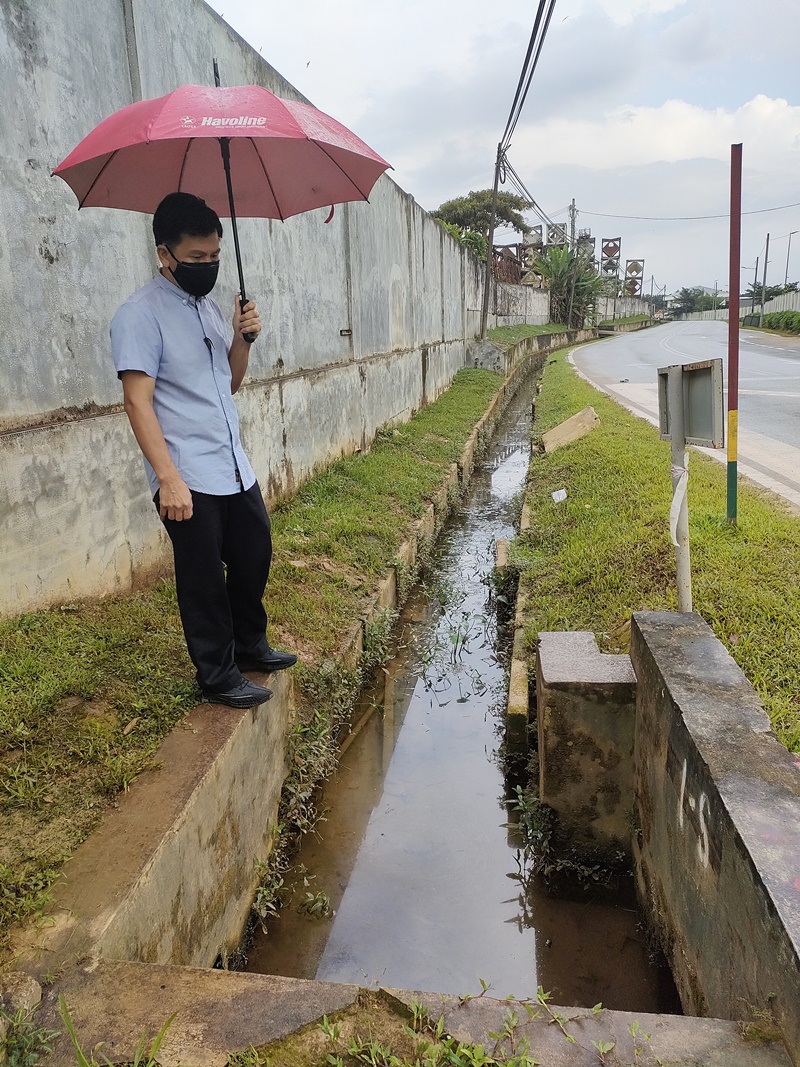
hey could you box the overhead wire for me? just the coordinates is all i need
[578,201,800,221]
[500,0,548,150]
[505,0,558,147]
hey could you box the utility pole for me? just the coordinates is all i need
[751,257,758,318]
[479,143,503,339]
[650,274,654,318]
[713,280,718,320]
[569,198,576,248]
[727,143,742,526]
[785,231,797,287]
[759,233,770,328]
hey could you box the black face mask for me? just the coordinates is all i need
[165,246,220,298]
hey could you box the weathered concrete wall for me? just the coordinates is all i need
[0,0,547,617]
[595,295,652,320]
[630,612,800,1065]
[532,612,800,1062]
[468,327,595,376]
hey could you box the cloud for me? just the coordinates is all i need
[208,0,800,289]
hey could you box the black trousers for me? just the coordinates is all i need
[156,482,272,692]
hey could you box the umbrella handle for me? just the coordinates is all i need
[238,294,257,345]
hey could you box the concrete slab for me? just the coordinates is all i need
[37,962,360,1067]
[389,990,791,1066]
[542,405,600,453]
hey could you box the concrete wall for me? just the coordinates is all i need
[0,0,546,617]
[595,295,652,321]
[630,612,800,1065]
[534,613,800,1063]
[679,291,800,321]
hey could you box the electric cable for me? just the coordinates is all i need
[579,201,800,221]
[500,0,548,150]
[505,0,557,146]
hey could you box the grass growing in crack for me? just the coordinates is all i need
[0,368,503,959]
[515,347,800,752]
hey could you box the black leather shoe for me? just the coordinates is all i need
[201,679,273,708]
[237,647,298,673]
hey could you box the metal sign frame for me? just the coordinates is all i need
[657,358,724,448]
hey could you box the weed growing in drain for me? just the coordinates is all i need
[1,1006,59,1067]
[58,996,174,1067]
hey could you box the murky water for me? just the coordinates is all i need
[246,377,679,1012]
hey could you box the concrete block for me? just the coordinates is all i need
[458,430,478,483]
[375,571,398,612]
[390,990,792,1067]
[495,538,509,571]
[631,612,800,1063]
[537,631,637,858]
[506,627,530,758]
[37,962,361,1067]
[542,405,600,453]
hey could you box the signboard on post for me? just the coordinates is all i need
[658,359,724,448]
[656,358,725,612]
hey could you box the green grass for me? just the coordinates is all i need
[597,314,651,326]
[0,368,504,957]
[486,322,569,351]
[515,348,800,753]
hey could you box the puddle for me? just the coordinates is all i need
[246,376,679,1012]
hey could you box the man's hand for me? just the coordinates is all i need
[233,295,261,342]
[159,475,193,522]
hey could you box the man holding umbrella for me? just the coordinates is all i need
[111,190,296,709]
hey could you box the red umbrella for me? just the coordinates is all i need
[53,79,391,335]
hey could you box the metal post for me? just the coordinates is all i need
[479,144,503,339]
[667,366,692,612]
[759,232,769,328]
[785,231,797,288]
[727,143,742,525]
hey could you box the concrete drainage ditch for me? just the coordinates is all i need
[3,336,797,1067]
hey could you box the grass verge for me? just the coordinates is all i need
[487,323,568,350]
[0,368,504,959]
[514,348,800,753]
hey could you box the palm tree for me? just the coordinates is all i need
[533,245,605,328]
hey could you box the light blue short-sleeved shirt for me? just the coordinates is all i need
[110,273,256,497]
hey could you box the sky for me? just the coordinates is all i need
[205,0,800,294]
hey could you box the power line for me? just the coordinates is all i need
[500,0,558,151]
[579,201,800,222]
[504,0,558,148]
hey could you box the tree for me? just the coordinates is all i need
[436,219,488,260]
[744,280,798,308]
[671,287,713,315]
[532,245,605,328]
[433,190,531,239]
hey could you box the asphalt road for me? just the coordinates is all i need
[571,320,800,510]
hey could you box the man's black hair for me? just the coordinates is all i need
[153,192,223,247]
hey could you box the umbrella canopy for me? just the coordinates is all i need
[53,84,392,222]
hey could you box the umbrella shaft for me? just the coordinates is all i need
[219,137,248,306]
